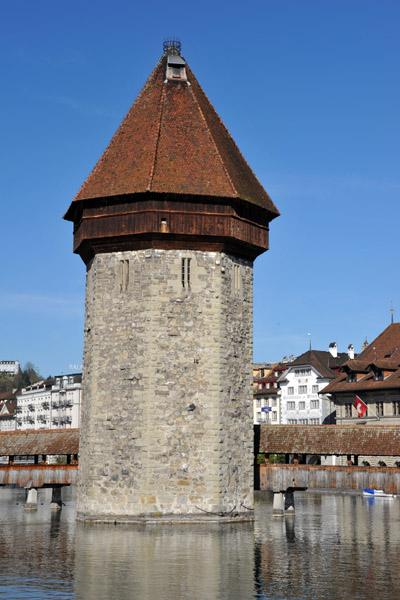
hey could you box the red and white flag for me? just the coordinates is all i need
[353,395,368,418]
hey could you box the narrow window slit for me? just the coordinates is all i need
[181,258,191,289]
[119,259,129,292]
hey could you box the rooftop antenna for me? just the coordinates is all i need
[307,332,311,351]
[391,299,394,324]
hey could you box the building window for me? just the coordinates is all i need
[181,258,191,289]
[288,419,297,424]
[287,387,294,395]
[271,399,277,407]
[272,411,277,421]
[312,385,318,394]
[376,402,384,417]
[119,259,129,292]
[299,401,306,410]
[310,400,319,409]
[287,401,295,410]
[310,418,320,424]
[345,403,352,417]
[256,399,261,408]
[299,419,308,424]
[393,401,400,416]
[299,386,307,394]
[233,264,241,293]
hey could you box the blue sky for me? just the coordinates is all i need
[1,1,399,375]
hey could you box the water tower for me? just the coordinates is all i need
[64,41,279,522]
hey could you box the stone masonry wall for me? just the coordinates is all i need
[77,249,254,521]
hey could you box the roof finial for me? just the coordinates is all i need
[391,299,394,324]
[307,332,311,351]
[163,38,182,55]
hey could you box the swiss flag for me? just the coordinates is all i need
[353,395,368,418]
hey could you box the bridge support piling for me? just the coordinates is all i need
[284,488,295,513]
[273,492,285,517]
[273,490,295,517]
[50,486,62,510]
[24,488,38,511]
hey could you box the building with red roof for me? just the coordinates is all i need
[322,323,400,427]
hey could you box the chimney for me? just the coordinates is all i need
[348,344,354,360]
[329,342,337,358]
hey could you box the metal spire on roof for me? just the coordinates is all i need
[391,299,394,324]
[163,38,181,55]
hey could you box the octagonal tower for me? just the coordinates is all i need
[65,41,279,523]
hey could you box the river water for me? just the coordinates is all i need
[1,487,399,600]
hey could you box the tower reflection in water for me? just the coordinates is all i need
[74,522,256,600]
[1,489,400,599]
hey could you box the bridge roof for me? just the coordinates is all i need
[259,425,400,456]
[0,429,79,456]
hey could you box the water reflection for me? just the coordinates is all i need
[1,488,400,599]
[74,522,255,600]
[0,487,75,599]
[253,492,400,600]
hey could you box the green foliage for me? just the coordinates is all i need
[269,453,286,464]
[0,362,43,394]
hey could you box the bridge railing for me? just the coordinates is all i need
[260,463,400,495]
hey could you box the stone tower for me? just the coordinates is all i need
[64,41,279,523]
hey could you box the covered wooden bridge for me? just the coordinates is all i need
[255,425,400,514]
[0,429,79,509]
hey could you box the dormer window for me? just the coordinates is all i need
[166,54,187,81]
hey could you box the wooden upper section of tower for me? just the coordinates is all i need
[64,42,279,263]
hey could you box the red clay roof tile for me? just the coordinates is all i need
[65,49,278,220]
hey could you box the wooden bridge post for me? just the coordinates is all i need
[50,486,63,510]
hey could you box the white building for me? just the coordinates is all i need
[0,360,20,376]
[277,346,350,424]
[16,373,82,430]
[0,392,17,431]
[253,361,293,424]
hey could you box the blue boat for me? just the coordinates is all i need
[363,489,395,498]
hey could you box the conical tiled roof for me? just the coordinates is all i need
[65,47,279,220]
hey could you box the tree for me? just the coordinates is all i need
[0,362,43,393]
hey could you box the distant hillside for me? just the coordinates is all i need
[0,362,44,394]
